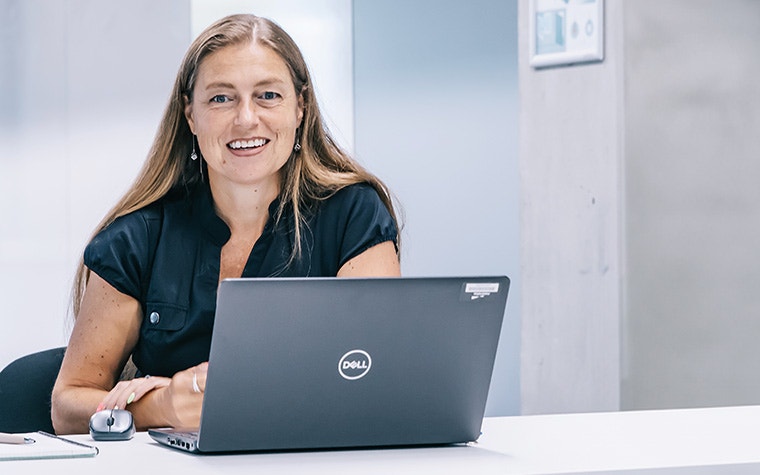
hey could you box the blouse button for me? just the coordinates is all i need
[149,311,160,324]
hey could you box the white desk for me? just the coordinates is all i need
[6,406,760,474]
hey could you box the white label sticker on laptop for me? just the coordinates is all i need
[464,283,500,300]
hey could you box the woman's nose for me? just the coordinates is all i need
[234,99,259,127]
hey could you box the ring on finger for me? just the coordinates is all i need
[192,369,203,394]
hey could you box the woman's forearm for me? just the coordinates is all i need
[51,385,107,435]
[51,383,175,435]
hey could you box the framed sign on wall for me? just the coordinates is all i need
[529,0,604,68]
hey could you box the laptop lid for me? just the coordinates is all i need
[194,276,509,452]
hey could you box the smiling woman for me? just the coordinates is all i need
[50,13,401,435]
[185,41,304,204]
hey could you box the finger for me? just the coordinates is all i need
[98,376,170,411]
[111,380,142,410]
[195,362,209,393]
[189,362,209,394]
[115,380,146,409]
[122,376,167,406]
[128,376,171,404]
[97,381,132,412]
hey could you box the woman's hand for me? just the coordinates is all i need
[152,362,209,429]
[95,362,208,429]
[96,375,171,412]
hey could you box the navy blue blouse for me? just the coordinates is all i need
[84,182,397,377]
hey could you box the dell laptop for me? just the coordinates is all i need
[149,276,509,453]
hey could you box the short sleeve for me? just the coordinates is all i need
[83,207,160,300]
[325,184,398,268]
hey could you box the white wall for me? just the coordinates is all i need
[622,0,760,410]
[0,0,191,367]
[353,0,520,416]
[519,0,624,414]
[518,0,760,414]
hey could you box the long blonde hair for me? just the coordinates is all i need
[71,14,400,318]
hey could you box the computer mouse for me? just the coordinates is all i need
[89,408,135,441]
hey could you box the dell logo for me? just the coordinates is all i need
[343,360,368,370]
[338,349,372,380]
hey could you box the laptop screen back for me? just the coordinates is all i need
[196,276,509,452]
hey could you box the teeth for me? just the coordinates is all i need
[229,139,267,150]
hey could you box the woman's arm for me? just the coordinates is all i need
[337,241,400,277]
[51,272,203,434]
[52,272,141,434]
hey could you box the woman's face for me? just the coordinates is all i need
[185,41,304,192]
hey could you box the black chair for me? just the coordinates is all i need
[0,347,66,433]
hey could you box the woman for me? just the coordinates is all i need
[51,14,400,435]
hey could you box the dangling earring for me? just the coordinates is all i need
[191,135,203,181]
[293,129,302,153]
[190,137,198,161]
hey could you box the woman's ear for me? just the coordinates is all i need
[184,94,196,134]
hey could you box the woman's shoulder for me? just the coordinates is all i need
[99,189,192,236]
[83,196,185,299]
[322,182,386,209]
[96,201,164,241]
[313,182,395,230]
[85,190,195,264]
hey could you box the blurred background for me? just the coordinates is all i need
[4,0,759,418]
[0,0,519,415]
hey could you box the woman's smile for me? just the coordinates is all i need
[227,138,269,152]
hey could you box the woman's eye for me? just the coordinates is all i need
[260,91,280,100]
[210,95,230,103]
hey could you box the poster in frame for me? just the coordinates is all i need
[529,0,604,68]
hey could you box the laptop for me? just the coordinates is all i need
[149,276,509,453]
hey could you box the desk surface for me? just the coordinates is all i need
[5,406,760,474]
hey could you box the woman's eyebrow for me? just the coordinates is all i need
[203,77,288,91]
[253,77,289,88]
[203,81,235,91]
